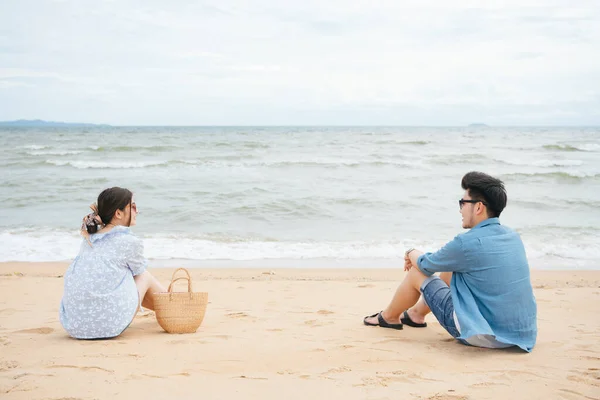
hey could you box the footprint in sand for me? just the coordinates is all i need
[15,327,54,334]
[226,312,250,318]
[323,366,352,374]
[304,319,334,327]
[469,381,508,388]
[582,356,600,362]
[567,367,600,386]
[44,398,85,400]
[0,360,19,372]
[142,373,165,379]
[0,336,11,346]
[558,388,597,400]
[425,395,469,400]
[167,339,190,345]
[209,334,230,340]
[317,309,334,315]
[47,365,113,373]
[236,375,268,380]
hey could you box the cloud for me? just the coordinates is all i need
[0,0,598,125]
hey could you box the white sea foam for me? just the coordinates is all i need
[575,143,600,152]
[44,159,169,169]
[0,230,80,261]
[532,160,583,167]
[27,150,84,156]
[495,158,583,167]
[1,229,599,269]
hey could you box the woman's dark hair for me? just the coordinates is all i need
[461,171,507,218]
[86,187,133,233]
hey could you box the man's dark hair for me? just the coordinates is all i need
[461,171,507,218]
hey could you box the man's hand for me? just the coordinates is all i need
[404,248,424,272]
[404,254,413,271]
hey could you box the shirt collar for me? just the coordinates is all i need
[472,217,500,230]
[89,225,130,242]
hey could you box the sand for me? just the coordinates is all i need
[0,262,599,400]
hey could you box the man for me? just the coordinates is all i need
[364,171,537,352]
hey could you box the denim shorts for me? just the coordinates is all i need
[420,276,462,339]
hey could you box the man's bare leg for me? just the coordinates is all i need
[364,267,430,325]
[405,272,452,324]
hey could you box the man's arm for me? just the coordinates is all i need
[408,235,468,276]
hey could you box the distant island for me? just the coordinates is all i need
[468,123,490,128]
[0,119,110,127]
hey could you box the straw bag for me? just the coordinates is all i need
[154,268,208,334]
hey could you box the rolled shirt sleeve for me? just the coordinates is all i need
[417,235,468,276]
[124,236,148,276]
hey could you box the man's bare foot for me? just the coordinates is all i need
[364,310,401,326]
[406,308,426,325]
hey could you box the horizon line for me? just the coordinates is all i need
[1,121,600,128]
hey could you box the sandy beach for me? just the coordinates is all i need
[0,263,599,400]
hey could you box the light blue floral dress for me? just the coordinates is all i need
[59,226,147,339]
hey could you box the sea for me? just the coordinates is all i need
[0,126,598,269]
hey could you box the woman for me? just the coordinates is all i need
[59,187,166,339]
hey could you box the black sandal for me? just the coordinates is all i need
[400,310,427,328]
[363,311,403,330]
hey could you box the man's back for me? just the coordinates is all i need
[417,218,537,351]
[451,219,538,351]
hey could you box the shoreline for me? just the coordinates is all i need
[2,262,600,286]
[2,257,600,270]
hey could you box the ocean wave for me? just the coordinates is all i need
[511,198,600,210]
[212,141,270,149]
[496,158,584,167]
[502,171,600,181]
[20,144,49,150]
[262,160,417,168]
[175,159,419,168]
[39,158,415,169]
[373,140,430,146]
[45,159,170,169]
[543,143,600,152]
[428,153,488,165]
[90,145,182,152]
[27,150,84,156]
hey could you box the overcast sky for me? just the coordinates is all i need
[0,0,599,125]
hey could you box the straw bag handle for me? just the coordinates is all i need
[167,268,193,293]
[170,268,191,282]
[168,277,192,293]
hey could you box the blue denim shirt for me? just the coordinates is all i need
[417,218,537,352]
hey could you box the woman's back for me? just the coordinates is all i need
[60,226,147,339]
